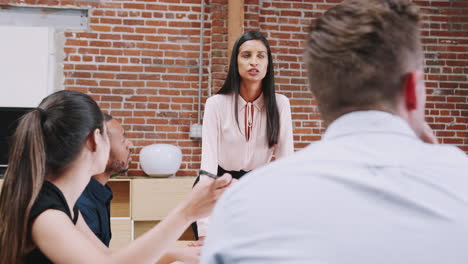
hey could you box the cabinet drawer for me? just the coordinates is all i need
[131,178,194,220]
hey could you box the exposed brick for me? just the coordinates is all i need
[100,81,121,87]
[8,0,465,177]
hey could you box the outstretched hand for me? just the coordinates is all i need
[181,173,235,222]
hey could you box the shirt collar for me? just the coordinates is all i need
[237,93,265,112]
[323,110,419,141]
[87,177,113,203]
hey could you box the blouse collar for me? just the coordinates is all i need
[237,93,265,112]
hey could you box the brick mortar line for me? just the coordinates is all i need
[90,24,210,28]
[71,81,204,85]
[89,13,207,17]
[64,62,207,67]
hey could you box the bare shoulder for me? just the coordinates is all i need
[30,209,77,253]
[31,209,76,236]
[31,209,109,263]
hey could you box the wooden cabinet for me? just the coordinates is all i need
[109,218,132,248]
[108,178,196,248]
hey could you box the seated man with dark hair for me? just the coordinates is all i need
[201,0,468,263]
[78,114,124,246]
[78,114,201,264]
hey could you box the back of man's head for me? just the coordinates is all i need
[305,0,422,123]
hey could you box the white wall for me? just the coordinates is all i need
[0,26,56,107]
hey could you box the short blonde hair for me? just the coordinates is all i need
[305,0,422,123]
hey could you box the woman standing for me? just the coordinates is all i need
[0,90,232,264]
[195,31,294,239]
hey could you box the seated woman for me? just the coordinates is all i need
[0,90,232,264]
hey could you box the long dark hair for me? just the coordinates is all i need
[0,90,104,264]
[217,31,279,148]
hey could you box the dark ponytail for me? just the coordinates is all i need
[0,90,104,263]
[0,109,46,263]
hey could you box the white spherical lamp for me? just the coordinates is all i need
[139,144,182,177]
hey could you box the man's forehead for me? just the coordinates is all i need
[106,119,124,134]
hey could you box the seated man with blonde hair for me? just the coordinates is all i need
[201,0,468,263]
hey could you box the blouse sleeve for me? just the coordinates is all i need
[200,96,219,175]
[198,96,220,237]
[274,95,294,159]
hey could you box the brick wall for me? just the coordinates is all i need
[1,0,466,177]
[418,0,468,149]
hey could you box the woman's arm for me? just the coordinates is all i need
[197,96,221,238]
[31,174,233,264]
[156,245,201,264]
[31,210,110,263]
[274,95,294,159]
[200,96,220,174]
[77,210,199,263]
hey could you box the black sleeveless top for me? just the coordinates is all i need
[25,181,79,264]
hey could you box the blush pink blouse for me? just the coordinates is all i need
[197,92,294,236]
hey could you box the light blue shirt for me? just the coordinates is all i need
[201,111,468,264]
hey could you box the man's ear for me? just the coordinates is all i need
[403,72,418,111]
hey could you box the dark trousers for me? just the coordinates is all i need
[191,166,249,240]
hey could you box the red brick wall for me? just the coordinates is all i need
[418,0,468,149]
[1,0,466,177]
